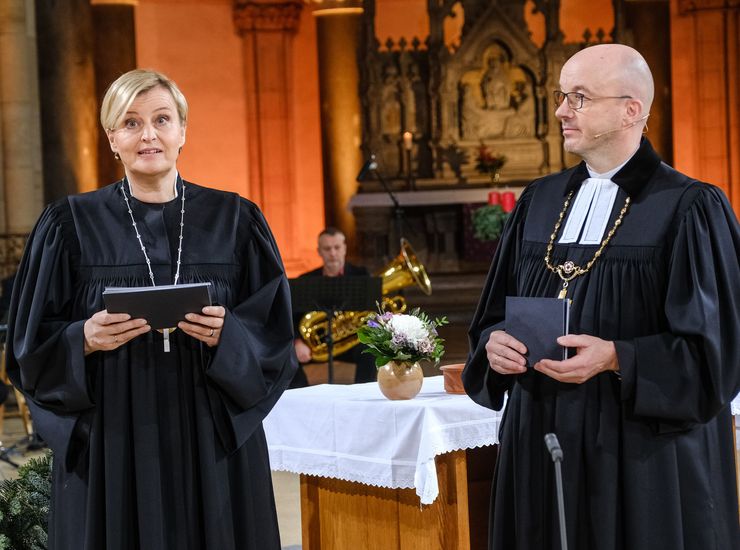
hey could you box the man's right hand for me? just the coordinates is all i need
[486,330,527,374]
[294,338,312,363]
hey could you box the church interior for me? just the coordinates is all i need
[2,0,738,357]
[0,0,738,548]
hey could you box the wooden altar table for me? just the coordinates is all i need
[263,376,503,549]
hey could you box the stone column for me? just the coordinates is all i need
[311,0,364,251]
[233,0,303,255]
[671,0,740,216]
[35,0,98,201]
[624,0,673,164]
[0,0,44,245]
[91,0,137,186]
[0,0,43,279]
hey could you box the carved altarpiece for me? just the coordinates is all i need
[358,0,581,187]
[353,0,632,272]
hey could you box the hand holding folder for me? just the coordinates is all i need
[505,296,571,368]
[103,283,212,330]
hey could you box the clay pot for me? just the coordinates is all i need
[439,363,466,394]
[377,361,424,400]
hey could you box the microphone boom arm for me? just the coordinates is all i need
[358,154,405,241]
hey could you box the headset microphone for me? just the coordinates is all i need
[592,114,650,139]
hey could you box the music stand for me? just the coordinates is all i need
[290,276,382,384]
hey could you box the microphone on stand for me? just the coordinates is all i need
[356,154,378,182]
[592,114,650,139]
[545,433,568,550]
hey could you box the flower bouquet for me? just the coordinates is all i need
[357,307,448,400]
[475,141,507,184]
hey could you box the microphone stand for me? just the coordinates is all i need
[545,433,568,550]
[370,166,405,242]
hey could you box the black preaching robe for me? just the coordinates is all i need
[463,139,740,550]
[6,178,296,549]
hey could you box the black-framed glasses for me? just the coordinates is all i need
[553,91,632,111]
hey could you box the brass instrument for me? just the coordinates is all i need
[298,238,431,361]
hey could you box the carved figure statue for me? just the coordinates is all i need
[481,53,512,110]
[380,64,402,136]
[459,45,536,140]
[402,61,420,133]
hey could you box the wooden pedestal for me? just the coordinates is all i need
[300,446,496,550]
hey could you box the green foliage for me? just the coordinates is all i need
[357,306,449,367]
[471,204,509,242]
[0,452,52,550]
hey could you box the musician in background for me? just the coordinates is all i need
[291,227,377,386]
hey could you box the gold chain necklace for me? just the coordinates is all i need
[544,190,631,299]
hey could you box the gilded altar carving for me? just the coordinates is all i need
[358,0,580,185]
[459,44,535,140]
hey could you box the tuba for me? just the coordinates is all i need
[298,239,431,361]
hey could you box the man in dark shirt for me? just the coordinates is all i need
[291,227,376,386]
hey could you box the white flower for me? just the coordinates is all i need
[388,314,429,344]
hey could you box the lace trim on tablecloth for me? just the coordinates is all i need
[268,416,501,505]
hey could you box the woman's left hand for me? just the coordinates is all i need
[179,305,226,347]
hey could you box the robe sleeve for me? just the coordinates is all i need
[615,183,740,426]
[204,201,297,452]
[462,184,535,411]
[5,201,94,462]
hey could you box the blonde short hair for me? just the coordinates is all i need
[100,69,188,130]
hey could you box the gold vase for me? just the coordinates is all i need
[489,170,501,184]
[377,361,423,400]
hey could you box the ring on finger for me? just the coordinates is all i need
[209,328,215,337]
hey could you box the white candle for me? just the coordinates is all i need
[403,131,413,151]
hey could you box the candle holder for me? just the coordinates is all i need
[404,149,417,191]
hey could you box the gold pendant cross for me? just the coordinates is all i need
[557,282,569,299]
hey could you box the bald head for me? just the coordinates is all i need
[565,44,654,112]
[556,44,655,170]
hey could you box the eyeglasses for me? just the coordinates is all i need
[553,91,632,111]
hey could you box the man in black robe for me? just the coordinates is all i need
[463,44,740,549]
[291,227,376,386]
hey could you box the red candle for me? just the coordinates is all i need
[501,192,516,213]
[488,191,501,205]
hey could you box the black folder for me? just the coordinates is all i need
[505,296,571,368]
[103,283,212,329]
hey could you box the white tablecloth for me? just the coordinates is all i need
[263,376,502,505]
[264,381,740,505]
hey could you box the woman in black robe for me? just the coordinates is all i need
[463,45,740,550]
[5,69,295,549]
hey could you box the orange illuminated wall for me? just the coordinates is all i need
[135,0,325,276]
[135,1,249,197]
[560,0,613,43]
[375,0,429,46]
[670,0,739,217]
[375,0,613,49]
